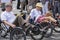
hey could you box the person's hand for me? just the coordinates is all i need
[11,24,16,28]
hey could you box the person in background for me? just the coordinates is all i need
[48,0,54,10]
[53,0,60,17]
[17,0,20,9]
[27,0,38,14]
[27,0,34,14]
[41,0,49,15]
[20,0,26,11]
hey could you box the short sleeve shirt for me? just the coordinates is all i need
[29,9,42,20]
[1,11,16,23]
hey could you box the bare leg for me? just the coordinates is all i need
[13,16,25,27]
[44,16,57,22]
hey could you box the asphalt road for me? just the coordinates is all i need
[0,32,60,40]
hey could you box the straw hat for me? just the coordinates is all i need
[36,3,43,8]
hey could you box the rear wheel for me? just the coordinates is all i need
[26,26,46,40]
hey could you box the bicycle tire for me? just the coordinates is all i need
[10,27,26,40]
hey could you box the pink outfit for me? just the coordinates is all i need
[37,15,45,23]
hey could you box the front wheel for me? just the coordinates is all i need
[10,27,26,40]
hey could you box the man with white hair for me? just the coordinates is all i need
[0,0,12,11]
[1,4,26,37]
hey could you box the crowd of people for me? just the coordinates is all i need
[0,0,60,38]
[0,0,60,15]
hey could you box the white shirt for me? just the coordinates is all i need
[30,8,41,19]
[1,11,16,29]
[1,0,11,3]
[1,11,16,23]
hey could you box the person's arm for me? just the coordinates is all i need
[1,13,16,28]
[3,20,16,28]
[26,9,34,22]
